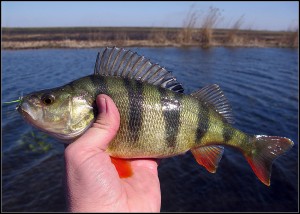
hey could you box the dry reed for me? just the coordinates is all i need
[199,6,223,48]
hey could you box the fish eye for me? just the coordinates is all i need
[42,94,55,105]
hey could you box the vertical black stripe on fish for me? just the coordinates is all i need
[159,87,181,148]
[123,79,143,143]
[195,101,210,144]
[71,75,108,99]
[87,75,109,117]
[90,75,109,95]
[223,123,234,143]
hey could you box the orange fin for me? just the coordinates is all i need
[191,146,224,173]
[110,157,133,178]
[245,135,294,186]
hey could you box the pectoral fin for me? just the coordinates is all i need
[191,145,224,173]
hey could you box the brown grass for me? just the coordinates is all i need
[2,24,298,49]
[177,4,199,44]
[284,29,298,48]
[149,28,168,44]
[226,15,245,45]
[199,6,223,48]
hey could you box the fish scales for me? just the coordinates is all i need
[70,74,212,157]
[106,76,197,157]
[16,47,294,186]
[72,75,250,158]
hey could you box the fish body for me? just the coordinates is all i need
[17,47,294,186]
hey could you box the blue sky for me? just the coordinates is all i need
[2,1,299,31]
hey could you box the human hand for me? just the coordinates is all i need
[64,94,161,212]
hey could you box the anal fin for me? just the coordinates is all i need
[110,157,133,178]
[191,145,224,173]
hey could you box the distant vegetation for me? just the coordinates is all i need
[199,6,223,48]
[2,26,298,49]
[2,5,298,49]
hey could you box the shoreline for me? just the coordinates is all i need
[3,40,292,50]
[2,27,298,50]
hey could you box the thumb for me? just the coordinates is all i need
[71,94,120,152]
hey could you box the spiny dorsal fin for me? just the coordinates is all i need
[191,145,224,173]
[94,47,184,93]
[191,84,234,124]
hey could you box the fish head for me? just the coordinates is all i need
[17,86,95,143]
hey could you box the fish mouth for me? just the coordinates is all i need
[17,101,39,122]
[17,102,68,142]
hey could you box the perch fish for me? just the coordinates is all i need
[17,47,294,185]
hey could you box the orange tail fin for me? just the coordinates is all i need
[245,135,293,186]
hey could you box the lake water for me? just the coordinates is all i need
[2,47,298,212]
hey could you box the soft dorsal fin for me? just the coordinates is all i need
[94,47,184,93]
[191,84,234,124]
[191,145,224,173]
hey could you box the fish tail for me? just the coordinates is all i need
[245,135,294,186]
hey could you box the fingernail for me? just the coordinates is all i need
[99,98,107,114]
